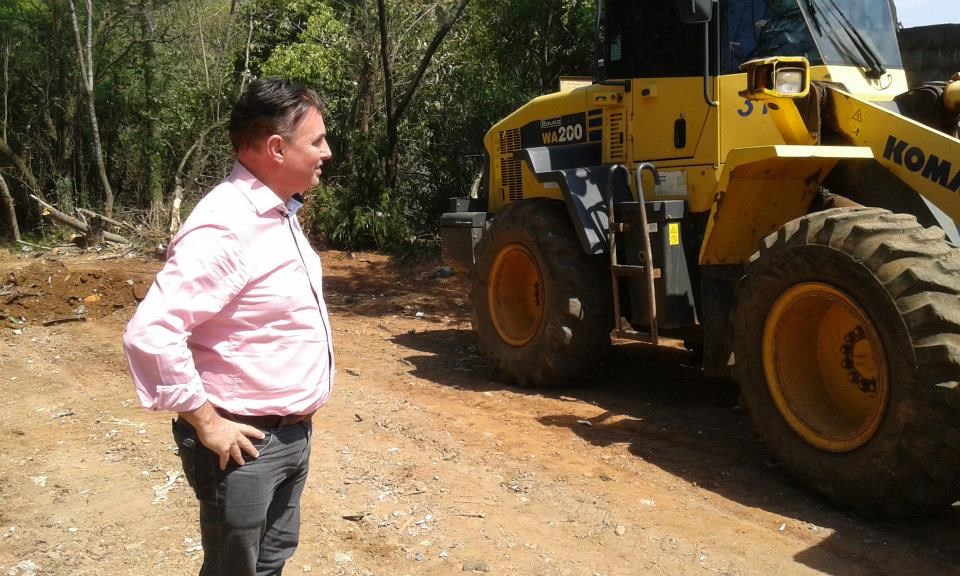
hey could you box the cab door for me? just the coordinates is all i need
[603,1,713,163]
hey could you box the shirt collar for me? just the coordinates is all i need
[227,162,287,217]
[286,193,305,216]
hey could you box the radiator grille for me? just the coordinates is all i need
[500,158,523,201]
[499,128,521,154]
[498,128,523,201]
[606,110,626,163]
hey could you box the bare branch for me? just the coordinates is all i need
[393,0,470,122]
[196,7,211,91]
[379,0,471,188]
[94,38,145,83]
[77,207,136,232]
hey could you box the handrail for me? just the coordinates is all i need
[635,162,662,344]
[604,162,663,344]
[606,164,631,333]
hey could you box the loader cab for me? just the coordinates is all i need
[599,2,708,81]
[597,0,903,81]
[719,0,902,77]
[592,0,905,213]
[594,0,720,185]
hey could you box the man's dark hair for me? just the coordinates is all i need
[229,78,324,152]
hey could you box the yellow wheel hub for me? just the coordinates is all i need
[488,243,544,347]
[762,283,889,452]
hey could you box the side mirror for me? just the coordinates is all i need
[676,0,713,23]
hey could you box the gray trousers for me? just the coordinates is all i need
[172,417,312,576]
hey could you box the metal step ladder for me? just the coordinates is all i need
[605,163,662,345]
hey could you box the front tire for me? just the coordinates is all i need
[472,199,613,387]
[733,208,960,515]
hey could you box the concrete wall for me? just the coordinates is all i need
[898,24,960,85]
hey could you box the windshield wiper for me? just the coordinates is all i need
[806,0,886,79]
[803,0,824,36]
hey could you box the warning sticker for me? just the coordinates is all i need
[668,223,680,246]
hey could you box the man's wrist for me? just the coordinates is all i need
[179,402,220,431]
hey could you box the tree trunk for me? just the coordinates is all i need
[52,1,79,203]
[212,1,241,122]
[67,0,115,217]
[2,42,8,143]
[0,41,43,206]
[0,46,17,241]
[345,0,376,140]
[167,119,224,236]
[195,6,211,93]
[376,0,397,187]
[0,136,44,201]
[29,194,128,244]
[140,3,163,213]
[240,13,255,94]
[378,0,472,190]
[342,47,377,175]
[0,173,20,241]
[359,51,376,136]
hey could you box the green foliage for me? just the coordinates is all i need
[1,0,598,251]
[301,132,404,251]
[306,185,396,251]
[256,4,351,111]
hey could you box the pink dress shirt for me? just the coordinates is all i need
[123,163,334,416]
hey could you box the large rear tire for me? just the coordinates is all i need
[472,199,613,387]
[733,207,960,515]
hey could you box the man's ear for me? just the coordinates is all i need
[266,134,285,162]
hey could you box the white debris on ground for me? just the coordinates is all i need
[152,470,183,504]
[7,560,39,576]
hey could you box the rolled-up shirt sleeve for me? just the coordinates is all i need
[123,222,249,413]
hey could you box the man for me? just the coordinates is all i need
[123,78,334,576]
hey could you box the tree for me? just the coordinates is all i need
[376,0,471,189]
[67,0,115,216]
[0,42,17,241]
[0,0,596,249]
[139,0,163,219]
[0,174,19,241]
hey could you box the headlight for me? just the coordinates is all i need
[740,57,811,100]
[775,68,806,94]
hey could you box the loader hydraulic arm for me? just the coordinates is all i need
[825,85,960,224]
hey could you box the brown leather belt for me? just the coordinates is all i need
[216,408,313,429]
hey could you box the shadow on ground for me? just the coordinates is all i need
[393,326,960,576]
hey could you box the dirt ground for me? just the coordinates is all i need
[0,246,958,576]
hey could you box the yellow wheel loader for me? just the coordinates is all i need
[440,0,960,515]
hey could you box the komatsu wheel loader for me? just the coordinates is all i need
[440,0,960,515]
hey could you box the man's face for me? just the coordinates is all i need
[275,107,332,197]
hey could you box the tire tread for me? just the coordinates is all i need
[733,207,960,515]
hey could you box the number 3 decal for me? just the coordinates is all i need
[737,99,768,118]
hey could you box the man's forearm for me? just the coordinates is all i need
[179,402,222,432]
